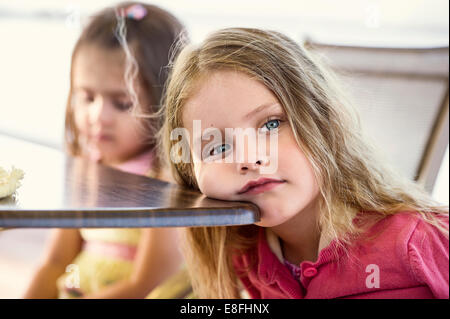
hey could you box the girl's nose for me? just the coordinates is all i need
[238,157,269,174]
[235,137,270,174]
[89,96,114,125]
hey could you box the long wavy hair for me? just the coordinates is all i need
[65,1,186,177]
[159,28,449,298]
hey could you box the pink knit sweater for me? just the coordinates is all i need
[233,211,449,299]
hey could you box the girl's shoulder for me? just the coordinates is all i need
[354,210,448,266]
[376,211,449,298]
[111,149,154,176]
[363,210,448,240]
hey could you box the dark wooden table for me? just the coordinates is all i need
[0,135,259,228]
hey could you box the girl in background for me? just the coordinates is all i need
[160,28,449,298]
[24,2,187,298]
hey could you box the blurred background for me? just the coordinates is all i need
[0,0,448,298]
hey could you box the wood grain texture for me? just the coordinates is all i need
[0,135,260,228]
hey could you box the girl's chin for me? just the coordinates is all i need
[253,207,295,228]
[98,153,123,165]
[254,216,284,228]
[254,220,269,227]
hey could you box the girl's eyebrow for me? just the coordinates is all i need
[73,86,129,97]
[243,102,282,120]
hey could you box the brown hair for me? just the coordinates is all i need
[160,28,449,298]
[65,1,186,177]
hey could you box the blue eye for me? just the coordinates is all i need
[261,119,280,132]
[210,144,231,156]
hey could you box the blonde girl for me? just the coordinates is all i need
[160,28,449,299]
[24,2,187,298]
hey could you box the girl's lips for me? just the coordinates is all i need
[92,134,114,142]
[243,181,285,195]
[238,178,286,195]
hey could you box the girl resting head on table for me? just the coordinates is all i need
[24,2,188,299]
[160,28,449,299]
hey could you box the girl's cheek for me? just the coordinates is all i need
[195,164,216,195]
[197,164,233,200]
[193,164,210,195]
[74,109,89,136]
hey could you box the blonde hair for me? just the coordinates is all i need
[159,28,449,298]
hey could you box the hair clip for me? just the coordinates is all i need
[119,4,147,20]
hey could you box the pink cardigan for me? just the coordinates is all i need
[233,212,449,299]
[110,150,154,176]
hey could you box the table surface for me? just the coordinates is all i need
[0,135,259,228]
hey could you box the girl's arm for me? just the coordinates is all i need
[82,227,183,299]
[23,229,83,298]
